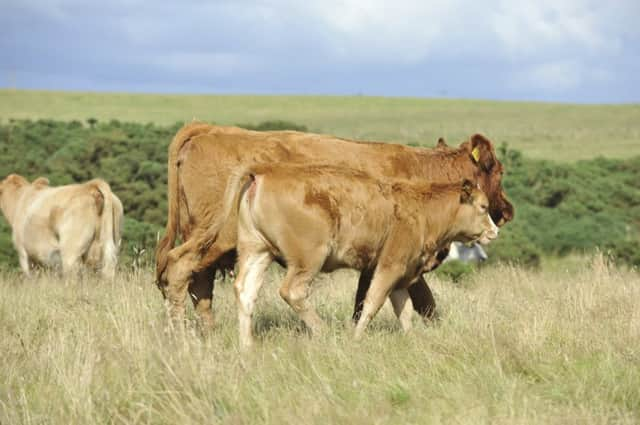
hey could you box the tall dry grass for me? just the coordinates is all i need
[1,256,638,424]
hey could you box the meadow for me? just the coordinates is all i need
[1,89,639,424]
[1,89,639,161]
[1,255,638,424]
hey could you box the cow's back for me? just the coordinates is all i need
[179,127,435,222]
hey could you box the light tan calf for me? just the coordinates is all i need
[184,164,498,347]
[0,174,123,278]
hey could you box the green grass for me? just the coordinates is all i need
[1,89,639,161]
[1,256,639,424]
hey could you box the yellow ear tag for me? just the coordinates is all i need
[471,147,480,162]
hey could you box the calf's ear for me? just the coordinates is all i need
[460,179,474,204]
[469,134,496,172]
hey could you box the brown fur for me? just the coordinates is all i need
[156,123,514,325]
[227,164,498,347]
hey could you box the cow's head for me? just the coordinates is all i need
[464,134,514,226]
[455,179,499,245]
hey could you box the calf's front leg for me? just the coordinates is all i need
[354,265,404,339]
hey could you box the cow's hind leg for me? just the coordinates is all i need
[389,288,413,332]
[234,250,272,349]
[278,265,326,336]
[58,223,95,277]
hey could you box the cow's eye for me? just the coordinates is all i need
[480,204,488,211]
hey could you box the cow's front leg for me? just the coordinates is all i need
[389,288,413,332]
[189,266,216,329]
[352,268,374,323]
[165,248,199,328]
[407,275,437,321]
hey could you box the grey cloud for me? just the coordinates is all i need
[1,0,638,102]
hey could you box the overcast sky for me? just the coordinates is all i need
[2,0,639,103]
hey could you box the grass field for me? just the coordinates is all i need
[1,255,639,424]
[1,89,639,161]
[1,90,639,423]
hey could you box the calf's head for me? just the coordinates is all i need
[454,179,499,245]
[464,134,514,227]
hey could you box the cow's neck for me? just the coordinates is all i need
[419,148,475,183]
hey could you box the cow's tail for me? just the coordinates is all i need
[155,122,213,283]
[167,166,254,268]
[91,179,119,279]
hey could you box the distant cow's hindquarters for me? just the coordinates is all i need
[0,174,123,278]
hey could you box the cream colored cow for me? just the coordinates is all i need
[0,174,123,278]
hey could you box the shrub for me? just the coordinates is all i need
[237,120,308,132]
[434,261,475,283]
[0,119,638,270]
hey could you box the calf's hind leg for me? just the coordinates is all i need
[234,250,273,349]
[278,266,327,336]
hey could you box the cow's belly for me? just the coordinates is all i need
[322,242,377,273]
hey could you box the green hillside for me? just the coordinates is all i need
[1,89,639,161]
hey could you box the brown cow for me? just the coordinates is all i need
[0,174,123,278]
[156,123,514,325]
[206,164,498,348]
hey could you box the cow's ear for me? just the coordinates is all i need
[32,177,50,188]
[7,174,28,187]
[460,179,474,204]
[436,137,448,148]
[469,134,496,172]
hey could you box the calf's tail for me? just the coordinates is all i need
[169,166,254,267]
